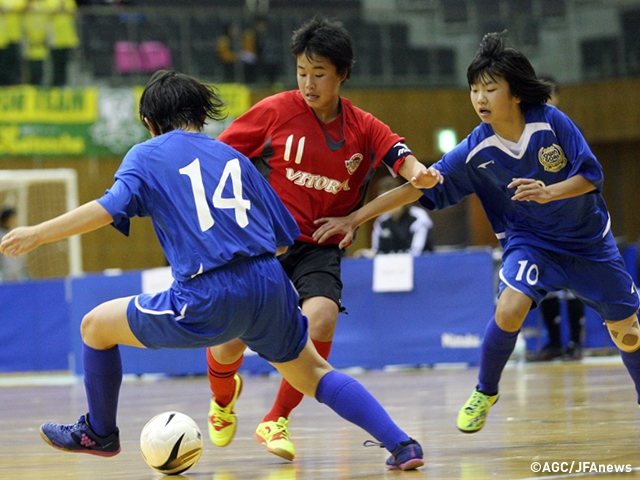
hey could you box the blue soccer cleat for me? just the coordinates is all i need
[385,438,424,470]
[40,414,121,457]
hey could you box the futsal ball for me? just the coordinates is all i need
[140,411,203,475]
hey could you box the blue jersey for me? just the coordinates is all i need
[98,130,300,282]
[420,104,619,260]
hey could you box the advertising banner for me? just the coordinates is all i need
[0,84,251,157]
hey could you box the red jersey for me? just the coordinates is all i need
[218,90,406,245]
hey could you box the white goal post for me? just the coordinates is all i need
[0,169,82,279]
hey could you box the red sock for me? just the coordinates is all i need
[207,348,243,407]
[262,339,332,422]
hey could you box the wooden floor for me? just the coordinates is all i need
[1,359,640,479]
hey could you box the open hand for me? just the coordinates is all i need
[410,167,443,189]
[0,226,41,257]
[508,178,553,204]
[313,216,356,248]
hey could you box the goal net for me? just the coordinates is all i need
[0,169,82,279]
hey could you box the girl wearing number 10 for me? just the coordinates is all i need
[313,31,640,435]
[0,69,424,470]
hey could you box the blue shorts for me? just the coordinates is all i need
[126,254,308,363]
[498,245,640,321]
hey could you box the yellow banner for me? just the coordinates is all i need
[0,84,251,155]
[0,125,86,155]
[0,86,97,124]
[216,83,251,118]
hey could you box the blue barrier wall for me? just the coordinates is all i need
[67,250,497,375]
[331,250,496,368]
[69,271,214,376]
[1,247,636,375]
[0,279,69,372]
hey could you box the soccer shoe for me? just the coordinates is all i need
[208,373,243,447]
[254,417,295,461]
[40,413,121,456]
[563,341,583,361]
[457,388,499,433]
[526,344,563,362]
[385,438,424,470]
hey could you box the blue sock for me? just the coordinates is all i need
[315,370,409,452]
[82,343,122,437]
[477,317,519,396]
[620,350,640,403]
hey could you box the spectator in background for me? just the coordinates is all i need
[216,23,238,82]
[216,21,258,83]
[361,175,434,257]
[528,291,585,361]
[0,207,29,282]
[46,0,79,86]
[0,0,26,85]
[527,75,586,362]
[23,0,49,85]
[0,7,8,80]
[253,16,282,86]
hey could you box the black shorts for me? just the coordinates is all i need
[278,241,344,310]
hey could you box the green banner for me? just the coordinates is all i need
[0,84,251,157]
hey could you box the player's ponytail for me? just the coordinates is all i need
[467,31,553,109]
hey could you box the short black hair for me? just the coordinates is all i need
[0,207,16,227]
[139,70,227,135]
[538,74,560,95]
[467,31,553,110]
[290,18,354,80]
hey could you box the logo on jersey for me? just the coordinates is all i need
[538,144,567,172]
[286,168,351,194]
[345,153,364,175]
[477,160,495,169]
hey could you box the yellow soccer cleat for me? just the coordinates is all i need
[254,417,295,461]
[208,374,243,447]
[457,387,499,433]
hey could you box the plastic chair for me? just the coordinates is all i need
[139,41,173,73]
[114,41,142,74]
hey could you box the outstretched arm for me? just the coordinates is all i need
[313,182,425,248]
[398,155,444,189]
[509,175,596,203]
[0,201,113,257]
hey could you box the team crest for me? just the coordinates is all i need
[345,153,364,175]
[538,144,567,172]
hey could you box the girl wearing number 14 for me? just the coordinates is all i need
[0,70,424,470]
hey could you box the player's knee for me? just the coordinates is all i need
[210,341,245,364]
[80,312,99,344]
[494,307,526,332]
[80,313,119,349]
[495,290,531,331]
[304,302,339,340]
[606,315,640,353]
[307,314,337,341]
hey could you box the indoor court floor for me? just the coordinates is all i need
[1,358,639,479]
